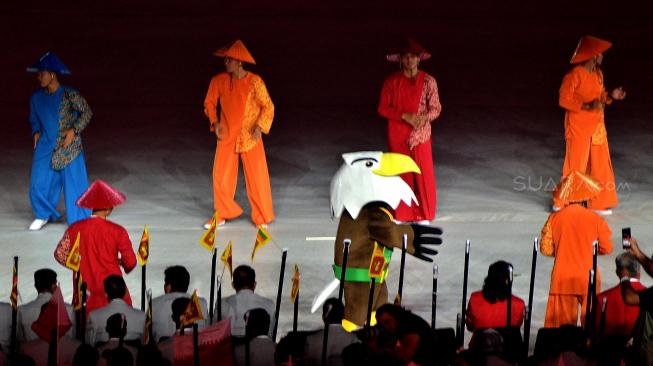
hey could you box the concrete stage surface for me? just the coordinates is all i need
[1,1,652,349]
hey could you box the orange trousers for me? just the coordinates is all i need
[544,294,589,328]
[555,137,618,210]
[212,139,274,226]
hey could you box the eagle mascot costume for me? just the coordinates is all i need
[329,151,443,327]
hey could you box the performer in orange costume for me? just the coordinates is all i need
[203,40,275,228]
[554,36,626,214]
[541,171,613,328]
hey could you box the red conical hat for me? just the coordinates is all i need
[570,36,612,64]
[76,180,127,209]
[213,40,256,64]
[553,171,603,203]
[387,38,431,62]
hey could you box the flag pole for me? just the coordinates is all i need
[146,289,153,345]
[599,297,607,341]
[506,264,513,328]
[584,269,595,335]
[141,264,147,311]
[10,256,18,355]
[209,248,217,324]
[366,278,376,327]
[431,263,438,330]
[321,321,330,366]
[396,234,408,305]
[272,248,288,340]
[338,239,351,302]
[459,240,470,346]
[217,278,223,322]
[193,323,200,366]
[293,289,299,332]
[524,238,538,354]
[80,282,87,344]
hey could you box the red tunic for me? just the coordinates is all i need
[378,71,441,222]
[55,216,137,313]
[465,291,525,331]
[595,280,645,336]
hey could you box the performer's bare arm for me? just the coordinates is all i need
[628,238,653,278]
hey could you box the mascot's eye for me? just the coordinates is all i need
[365,161,373,168]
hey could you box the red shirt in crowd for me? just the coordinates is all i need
[466,291,525,331]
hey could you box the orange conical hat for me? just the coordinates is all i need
[553,171,603,203]
[570,36,612,64]
[213,40,256,64]
[76,180,127,209]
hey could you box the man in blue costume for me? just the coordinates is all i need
[27,52,92,230]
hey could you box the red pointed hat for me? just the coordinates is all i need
[570,36,612,64]
[213,40,256,64]
[387,38,431,62]
[76,180,127,209]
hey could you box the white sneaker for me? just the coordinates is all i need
[417,220,430,225]
[202,219,225,230]
[552,206,562,212]
[594,209,613,216]
[29,219,48,231]
[258,223,268,229]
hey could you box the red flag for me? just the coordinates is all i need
[170,319,233,366]
[31,287,72,342]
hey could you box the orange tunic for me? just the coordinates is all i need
[204,72,274,153]
[556,66,618,210]
[540,204,612,295]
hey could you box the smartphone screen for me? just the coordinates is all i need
[622,227,632,249]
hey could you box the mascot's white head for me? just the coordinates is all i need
[330,151,421,219]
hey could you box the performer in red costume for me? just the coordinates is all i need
[54,180,137,313]
[378,38,442,223]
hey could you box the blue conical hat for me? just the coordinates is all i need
[27,52,71,74]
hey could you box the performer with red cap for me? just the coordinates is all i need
[203,39,275,229]
[54,180,137,313]
[553,36,626,214]
[378,38,442,223]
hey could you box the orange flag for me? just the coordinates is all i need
[368,242,387,280]
[199,213,218,252]
[251,227,271,262]
[10,258,18,311]
[220,241,233,277]
[65,232,81,271]
[181,290,205,327]
[290,264,300,304]
[138,225,150,266]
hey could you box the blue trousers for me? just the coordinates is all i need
[29,145,91,225]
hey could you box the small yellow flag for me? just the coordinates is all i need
[138,225,149,266]
[290,264,300,304]
[181,290,204,327]
[368,242,387,280]
[199,213,218,252]
[220,241,233,277]
[251,227,272,262]
[65,232,82,271]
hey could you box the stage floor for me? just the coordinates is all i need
[1,3,653,349]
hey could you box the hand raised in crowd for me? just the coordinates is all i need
[626,237,653,279]
[33,132,40,150]
[611,87,626,100]
[62,128,75,147]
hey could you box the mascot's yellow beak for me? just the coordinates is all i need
[373,153,421,177]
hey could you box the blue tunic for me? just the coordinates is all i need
[29,86,91,225]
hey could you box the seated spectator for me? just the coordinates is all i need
[98,314,137,366]
[17,269,74,341]
[596,252,645,336]
[466,261,525,332]
[19,304,80,366]
[86,275,145,345]
[137,344,171,366]
[531,325,591,365]
[104,346,133,366]
[220,265,275,337]
[394,310,436,366]
[151,266,209,342]
[275,332,307,366]
[0,302,11,351]
[304,298,358,366]
[158,297,193,363]
[73,344,99,366]
[9,354,36,366]
[234,308,275,366]
[459,329,514,366]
